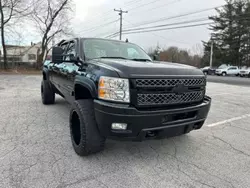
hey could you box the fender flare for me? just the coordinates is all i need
[74,76,97,98]
[42,68,50,80]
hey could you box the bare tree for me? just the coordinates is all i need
[158,46,202,67]
[31,0,72,68]
[0,0,31,69]
[191,43,204,57]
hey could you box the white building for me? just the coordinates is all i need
[0,42,43,64]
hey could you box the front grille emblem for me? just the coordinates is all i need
[171,84,189,94]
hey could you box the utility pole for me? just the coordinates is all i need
[210,41,213,68]
[114,8,128,40]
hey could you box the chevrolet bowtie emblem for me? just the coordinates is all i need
[172,84,189,94]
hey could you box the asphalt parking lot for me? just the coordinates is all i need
[206,75,250,86]
[0,75,250,188]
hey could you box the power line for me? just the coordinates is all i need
[78,3,222,38]
[79,19,119,34]
[122,22,213,35]
[94,21,120,38]
[123,19,191,44]
[98,10,250,40]
[105,32,120,39]
[143,0,181,12]
[126,5,223,28]
[82,0,145,27]
[108,18,212,42]
[122,15,250,37]
[124,0,144,5]
[123,17,208,32]
[83,0,142,27]
[127,0,162,11]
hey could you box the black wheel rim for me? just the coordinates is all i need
[71,111,81,145]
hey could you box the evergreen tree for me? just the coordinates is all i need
[205,0,250,67]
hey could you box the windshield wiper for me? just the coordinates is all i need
[92,57,152,62]
[97,57,128,60]
[130,58,152,62]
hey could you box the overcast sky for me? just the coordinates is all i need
[71,0,226,53]
[3,0,226,54]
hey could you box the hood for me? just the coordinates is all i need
[90,59,203,78]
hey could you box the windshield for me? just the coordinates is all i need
[83,39,152,61]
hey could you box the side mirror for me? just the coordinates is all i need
[52,47,63,64]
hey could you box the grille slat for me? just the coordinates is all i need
[137,91,204,106]
[136,78,205,88]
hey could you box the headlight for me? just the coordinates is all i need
[98,76,130,103]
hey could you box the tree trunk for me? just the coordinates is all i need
[1,27,7,69]
[0,0,7,69]
[37,47,46,69]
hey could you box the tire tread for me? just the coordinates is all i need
[70,99,105,156]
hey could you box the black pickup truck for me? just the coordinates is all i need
[41,38,211,156]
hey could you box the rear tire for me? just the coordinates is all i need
[41,80,55,105]
[69,99,106,156]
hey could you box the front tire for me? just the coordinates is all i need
[41,80,55,104]
[222,72,227,76]
[69,99,106,156]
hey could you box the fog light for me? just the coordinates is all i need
[111,123,127,130]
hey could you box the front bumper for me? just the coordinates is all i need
[94,96,211,141]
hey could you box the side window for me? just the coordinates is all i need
[60,43,68,53]
[65,42,76,61]
[67,42,76,56]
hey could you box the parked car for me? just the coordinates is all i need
[239,67,250,77]
[215,66,240,76]
[41,38,211,156]
[201,66,216,75]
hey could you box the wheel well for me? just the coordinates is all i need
[43,72,47,80]
[75,84,92,100]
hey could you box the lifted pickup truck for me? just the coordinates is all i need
[41,38,211,156]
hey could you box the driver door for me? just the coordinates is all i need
[50,42,68,92]
[61,40,79,102]
[227,67,236,75]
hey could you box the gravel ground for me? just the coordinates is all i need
[0,75,250,188]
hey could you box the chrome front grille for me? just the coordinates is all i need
[135,78,205,88]
[137,91,204,106]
